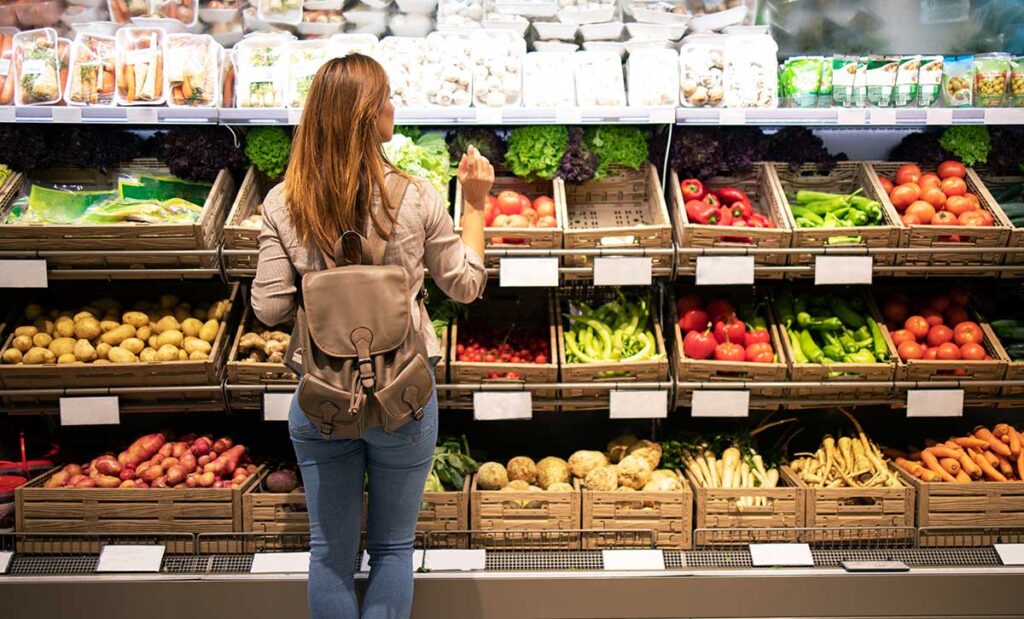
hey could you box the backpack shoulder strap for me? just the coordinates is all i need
[366,172,411,266]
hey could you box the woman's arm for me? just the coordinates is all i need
[251,200,298,327]
[457,145,492,261]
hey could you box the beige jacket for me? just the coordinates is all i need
[251,177,487,359]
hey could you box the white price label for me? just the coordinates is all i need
[593,256,652,286]
[718,109,745,125]
[126,107,158,124]
[748,543,813,567]
[96,545,165,573]
[476,107,502,124]
[0,107,14,123]
[361,549,423,572]
[499,257,558,287]
[51,107,82,124]
[609,390,667,419]
[263,392,293,421]
[555,108,582,124]
[841,560,909,572]
[985,109,1021,125]
[0,260,47,288]
[0,551,11,574]
[995,544,1024,565]
[814,256,873,285]
[0,58,10,76]
[59,396,120,426]
[907,389,964,418]
[602,549,665,571]
[423,549,486,572]
[250,552,310,573]
[691,390,750,418]
[473,392,532,421]
[287,108,304,125]
[926,108,954,125]
[836,108,867,125]
[648,107,675,124]
[870,109,897,125]
[695,256,754,286]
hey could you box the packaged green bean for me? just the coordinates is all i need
[1011,56,1024,107]
[780,56,822,108]
[892,55,920,107]
[917,55,943,107]
[974,53,1010,108]
[942,55,974,107]
[831,55,859,107]
[866,56,899,107]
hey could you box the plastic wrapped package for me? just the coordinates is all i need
[109,0,153,24]
[557,0,616,25]
[14,28,62,105]
[389,13,434,37]
[378,36,429,106]
[974,52,1009,108]
[328,32,376,58]
[942,55,973,107]
[114,27,165,105]
[722,33,776,108]
[917,55,942,107]
[235,33,290,107]
[285,38,326,106]
[572,50,623,106]
[57,37,71,99]
[207,18,244,47]
[532,20,576,40]
[16,0,66,27]
[0,27,17,104]
[257,0,302,25]
[471,30,523,107]
[437,0,483,30]
[678,33,724,107]
[627,48,676,106]
[165,33,218,106]
[625,0,689,24]
[155,0,197,25]
[891,55,919,108]
[779,56,821,108]
[199,0,242,24]
[342,6,387,35]
[297,8,344,36]
[865,55,898,107]
[532,40,577,52]
[522,50,573,106]
[481,11,529,36]
[1010,56,1024,107]
[624,22,684,41]
[581,40,623,59]
[63,4,110,26]
[687,0,750,31]
[578,20,622,41]
[220,45,234,106]
[423,32,472,107]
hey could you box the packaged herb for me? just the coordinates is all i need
[866,55,899,107]
[974,52,1009,108]
[942,55,974,107]
[831,55,858,107]
[917,55,943,107]
[892,55,920,107]
[780,56,822,108]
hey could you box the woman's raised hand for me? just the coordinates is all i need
[457,145,495,210]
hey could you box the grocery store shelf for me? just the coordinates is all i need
[674,106,1024,126]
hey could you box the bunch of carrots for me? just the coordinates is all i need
[892,424,1024,483]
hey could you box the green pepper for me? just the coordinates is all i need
[791,206,825,226]
[845,208,869,226]
[830,298,866,329]
[850,196,882,222]
[854,325,871,340]
[622,332,653,362]
[826,235,863,244]
[798,330,825,364]
[564,332,599,364]
[843,349,877,364]
[821,332,846,361]
[839,332,858,353]
[788,329,809,363]
[866,316,890,362]
[804,199,850,215]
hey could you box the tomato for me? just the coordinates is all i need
[895,163,922,185]
[492,214,510,227]
[963,193,981,208]
[905,201,936,224]
[901,214,921,226]
[927,294,950,312]
[976,209,994,226]
[679,309,710,333]
[496,191,523,216]
[943,195,973,217]
[904,316,930,339]
[536,215,557,228]
[923,348,939,360]
[890,329,916,346]
[745,342,774,363]
[918,173,941,191]
[949,288,970,307]
[926,324,954,347]
[921,307,944,327]
[932,211,958,225]
[938,160,966,179]
[940,176,967,197]
[920,187,947,209]
[883,298,909,323]
[878,176,894,193]
[519,194,532,212]
[957,210,988,226]
[953,321,983,345]
[944,307,969,326]
[889,183,920,209]
[520,206,537,223]
[483,201,496,226]
[898,340,925,361]
[506,214,531,227]
[533,196,556,219]
[936,342,962,360]
[960,342,986,360]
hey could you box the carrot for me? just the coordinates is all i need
[115,0,129,21]
[973,452,1008,482]
[959,452,982,480]
[921,450,957,483]
[1009,428,1022,458]
[926,445,962,460]
[895,457,926,478]
[919,469,940,482]
[984,450,1000,468]
[976,426,1012,457]
[222,65,234,107]
[955,470,972,483]
[102,67,114,97]
[953,436,989,450]
[996,454,1014,479]
[152,52,162,98]
[181,75,192,100]
[939,457,961,477]
[1018,450,1024,481]
[126,64,135,101]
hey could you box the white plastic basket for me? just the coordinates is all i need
[689,5,746,32]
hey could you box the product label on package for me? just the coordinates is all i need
[124,49,154,66]
[831,56,858,106]
[918,56,944,107]
[892,56,921,107]
[865,56,899,107]
[0,58,10,77]
[20,58,45,76]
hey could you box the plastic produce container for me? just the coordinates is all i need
[531,19,575,40]
[389,13,434,37]
[64,32,116,106]
[573,50,624,106]
[328,32,377,57]
[154,0,198,25]
[423,32,472,107]
[580,41,623,59]
[285,38,326,107]
[109,0,153,24]
[378,36,430,106]
[0,27,18,104]
[437,0,483,30]
[165,33,219,107]
[689,1,748,32]
[471,30,523,108]
[628,48,677,106]
[256,0,302,25]
[625,0,689,24]
[522,51,574,107]
[114,28,166,105]
[723,33,777,108]
[14,28,62,106]
[678,33,725,108]
[17,0,66,26]
[578,20,621,41]
[235,33,290,108]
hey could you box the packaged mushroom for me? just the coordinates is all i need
[378,36,429,107]
[422,32,472,107]
[572,50,624,106]
[678,34,724,108]
[236,33,290,108]
[286,39,327,107]
[722,33,776,108]
[627,48,677,106]
[437,0,483,30]
[165,33,219,107]
[470,30,523,108]
[522,51,574,107]
[65,33,117,106]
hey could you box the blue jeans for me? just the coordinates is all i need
[289,386,438,619]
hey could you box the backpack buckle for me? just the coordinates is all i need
[412,406,424,421]
[357,357,375,389]
[319,421,334,436]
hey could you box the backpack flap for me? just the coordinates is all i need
[375,355,434,432]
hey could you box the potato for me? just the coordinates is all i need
[183,336,212,355]
[157,329,184,348]
[49,337,76,357]
[181,318,202,338]
[23,303,43,320]
[33,318,54,336]
[14,326,38,338]
[12,335,33,352]
[178,349,188,361]
[148,336,158,349]
[107,347,137,364]
[156,344,180,362]
[159,294,179,309]
[189,350,209,361]
[32,332,52,348]
[2,348,22,364]
[136,326,152,342]
[57,353,77,364]
[74,339,98,362]
[96,342,111,360]
[173,308,191,324]
[73,311,94,322]
[121,311,150,329]
[23,347,49,365]
[209,300,229,321]
[54,318,75,338]
[120,337,145,355]
[199,319,219,343]
[139,347,158,362]
[100,324,136,346]
[74,318,102,340]
[99,320,120,333]
[154,315,181,334]
[93,359,111,365]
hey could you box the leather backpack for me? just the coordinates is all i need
[292,173,433,439]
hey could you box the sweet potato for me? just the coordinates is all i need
[198,455,211,467]
[63,463,82,477]
[185,474,199,488]
[141,465,164,483]
[206,445,246,477]
[119,480,136,488]
[75,478,98,488]
[172,442,188,458]
[95,457,123,476]
[166,464,187,485]
[45,471,71,488]
[96,475,121,488]
[179,452,197,473]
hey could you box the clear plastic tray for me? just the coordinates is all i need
[304,0,343,9]
[211,27,243,47]
[0,27,17,105]
[199,6,240,22]
[296,9,344,36]
[678,33,725,107]
[378,36,430,106]
[235,33,291,107]
[131,16,190,31]
[70,21,122,37]
[522,50,574,107]
[154,0,199,26]
[627,47,676,106]
[395,0,436,14]
[62,6,109,26]
[165,33,219,107]
[689,4,745,32]
[359,0,393,9]
[423,32,472,107]
[471,30,524,107]
[578,20,622,41]
[68,0,108,8]
[491,0,556,19]
[341,5,387,25]
[624,21,685,41]
[437,0,483,30]
[257,0,303,25]
[482,14,529,37]
[109,0,153,24]
[531,20,577,40]
[628,2,690,25]
[285,38,326,107]
[622,37,668,54]
[722,33,776,108]
[573,50,624,106]
[327,33,378,58]
[114,27,167,105]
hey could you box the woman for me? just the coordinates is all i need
[251,54,492,619]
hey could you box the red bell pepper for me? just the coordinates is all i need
[683,327,717,360]
[714,341,746,362]
[729,201,751,220]
[680,178,706,201]
[744,329,771,347]
[714,187,752,210]
[686,199,720,225]
[745,342,774,363]
[717,206,734,226]
[703,194,721,208]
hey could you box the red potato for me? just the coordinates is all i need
[191,436,212,456]
[75,478,98,488]
[213,480,224,489]
[159,443,174,457]
[45,471,71,488]
[179,452,197,473]
[172,442,188,458]
[233,467,248,478]
[198,455,211,467]
[67,474,86,486]
[96,475,121,488]
[120,468,136,481]
[119,480,136,488]
[63,463,83,477]
[151,476,169,489]
[212,437,233,453]
[185,474,199,488]
[141,465,164,483]
[246,464,258,475]
[165,464,187,485]
[95,458,123,476]
[161,457,179,468]
[152,453,166,464]
[198,472,216,488]
[207,445,246,477]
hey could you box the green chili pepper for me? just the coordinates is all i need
[798,330,825,364]
[866,316,890,362]
[830,298,866,329]
[788,329,808,363]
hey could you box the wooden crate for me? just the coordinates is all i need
[669,166,791,279]
[557,286,670,409]
[780,466,914,543]
[895,322,1007,399]
[0,282,239,390]
[673,289,788,406]
[561,164,673,274]
[16,465,264,553]
[581,471,693,550]
[869,163,1010,274]
[777,291,899,403]
[453,174,564,269]
[0,159,234,270]
[986,321,1024,398]
[970,168,1024,275]
[225,304,297,385]
[470,474,581,550]
[896,466,1024,546]
[449,291,557,410]
[223,166,274,271]
[685,469,804,545]
[769,162,901,273]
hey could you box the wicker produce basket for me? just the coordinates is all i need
[561,164,672,275]
[780,466,914,543]
[986,321,1024,399]
[581,471,693,550]
[470,474,581,550]
[869,163,1010,275]
[0,160,234,271]
[453,175,564,269]
[970,168,1023,276]
[769,162,901,273]
[684,468,804,546]
[222,166,274,271]
[895,322,1008,399]
[669,166,791,279]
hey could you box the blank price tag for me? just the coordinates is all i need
[51,107,82,123]
[870,109,897,125]
[995,544,1024,565]
[695,256,754,286]
[473,392,532,421]
[0,107,14,123]
[593,256,652,286]
[749,543,813,567]
[361,550,424,572]
[691,390,750,418]
[60,396,120,426]
[836,108,867,125]
[250,552,310,573]
[476,107,502,124]
[424,549,486,572]
[648,107,675,124]
[0,551,12,574]
[602,549,665,571]
[555,108,582,124]
[263,392,293,421]
[126,108,159,124]
[926,108,954,125]
[96,545,165,573]
[287,108,304,125]
[841,560,909,572]
[499,257,558,287]
[609,390,668,419]
[985,109,1020,125]
[0,260,47,287]
[718,109,745,125]
[814,256,873,285]
[907,389,964,418]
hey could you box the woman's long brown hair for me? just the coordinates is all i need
[284,54,398,260]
